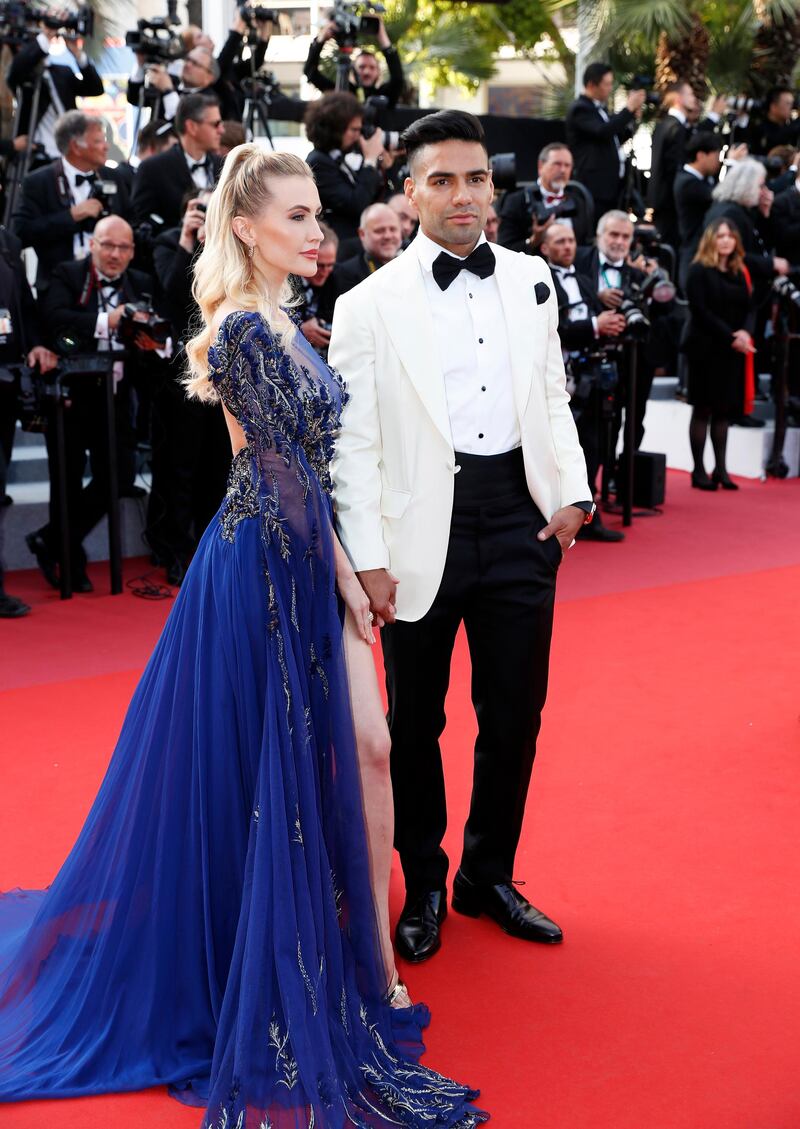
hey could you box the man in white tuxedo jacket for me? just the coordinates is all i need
[330,110,593,963]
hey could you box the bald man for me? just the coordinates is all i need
[387,192,418,246]
[333,202,403,294]
[28,218,158,591]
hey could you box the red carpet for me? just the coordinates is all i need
[2,470,800,1128]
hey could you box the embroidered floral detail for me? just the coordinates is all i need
[268,1016,299,1090]
[219,448,259,543]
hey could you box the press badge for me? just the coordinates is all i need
[0,308,13,343]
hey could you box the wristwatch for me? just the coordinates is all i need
[571,500,596,525]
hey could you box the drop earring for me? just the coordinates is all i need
[248,245,255,258]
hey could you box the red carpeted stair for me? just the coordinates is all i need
[2,470,800,1129]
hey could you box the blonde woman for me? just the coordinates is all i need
[0,145,487,1129]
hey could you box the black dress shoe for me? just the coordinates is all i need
[395,889,447,963]
[578,520,624,543]
[25,531,59,589]
[691,471,718,491]
[73,571,94,593]
[452,870,563,944]
[0,593,31,618]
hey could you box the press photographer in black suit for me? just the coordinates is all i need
[13,111,131,291]
[648,81,702,251]
[6,25,103,162]
[304,15,405,106]
[332,202,402,295]
[498,142,593,254]
[132,94,224,232]
[674,132,723,287]
[27,217,161,593]
[0,226,58,616]
[126,45,239,123]
[745,87,800,156]
[150,191,230,586]
[566,62,644,219]
[542,221,625,542]
[305,92,387,242]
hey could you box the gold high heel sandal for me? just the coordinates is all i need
[386,970,413,1010]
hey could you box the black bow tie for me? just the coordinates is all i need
[432,242,495,291]
[556,267,576,277]
[98,275,123,291]
[189,160,207,174]
[75,173,96,186]
[601,258,624,270]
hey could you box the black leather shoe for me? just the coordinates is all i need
[691,471,718,491]
[395,889,447,963]
[711,470,739,491]
[578,520,624,543]
[452,870,563,944]
[0,594,30,618]
[73,571,94,593]
[25,531,59,589]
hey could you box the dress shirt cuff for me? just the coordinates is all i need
[706,111,721,124]
[569,500,595,515]
[162,90,180,120]
[592,316,599,338]
[95,312,110,340]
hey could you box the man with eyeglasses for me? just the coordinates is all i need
[127,46,232,122]
[132,94,224,232]
[12,110,132,292]
[25,216,162,593]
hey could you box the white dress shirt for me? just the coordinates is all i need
[184,147,212,190]
[597,253,624,291]
[414,228,519,455]
[61,156,96,261]
[33,33,67,159]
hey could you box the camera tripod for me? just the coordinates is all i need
[2,63,46,227]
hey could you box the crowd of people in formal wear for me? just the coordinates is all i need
[1,40,799,618]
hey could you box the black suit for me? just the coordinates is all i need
[148,226,230,573]
[565,94,636,217]
[306,149,383,242]
[745,116,800,156]
[498,183,594,252]
[36,258,154,572]
[770,183,800,263]
[648,115,693,249]
[674,167,716,286]
[131,144,223,231]
[304,39,404,106]
[12,161,131,289]
[6,40,104,146]
[331,252,375,295]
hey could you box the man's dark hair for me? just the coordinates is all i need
[583,62,613,89]
[175,92,219,136]
[400,110,487,171]
[767,85,794,109]
[685,132,723,160]
[304,91,363,153]
[138,118,176,154]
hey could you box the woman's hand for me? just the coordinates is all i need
[731,329,756,354]
[337,570,376,644]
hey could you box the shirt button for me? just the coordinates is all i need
[469,292,473,298]
[478,337,484,344]
[481,385,486,391]
[478,432,484,439]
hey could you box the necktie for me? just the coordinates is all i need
[432,242,495,291]
[75,173,96,187]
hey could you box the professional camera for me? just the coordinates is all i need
[89,178,120,219]
[726,95,762,118]
[331,0,384,50]
[772,274,800,311]
[617,284,651,341]
[0,1,30,47]
[488,152,516,192]
[239,4,280,26]
[116,300,171,349]
[754,153,787,180]
[0,362,62,432]
[0,1,93,46]
[125,17,183,64]
[40,5,93,38]
[626,74,661,109]
[567,349,619,421]
[360,95,400,149]
[531,194,577,225]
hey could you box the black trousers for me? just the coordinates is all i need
[381,448,561,895]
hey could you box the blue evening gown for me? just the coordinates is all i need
[0,311,488,1128]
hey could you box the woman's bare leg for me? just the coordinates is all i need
[343,608,396,984]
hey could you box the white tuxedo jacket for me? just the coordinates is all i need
[329,238,590,622]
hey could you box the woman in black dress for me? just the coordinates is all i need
[684,218,756,490]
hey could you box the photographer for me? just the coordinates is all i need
[332,201,401,293]
[297,222,340,355]
[566,62,644,220]
[132,94,224,232]
[127,45,235,122]
[12,110,131,291]
[684,219,757,489]
[216,9,274,116]
[27,217,160,593]
[6,24,103,163]
[674,132,723,287]
[745,87,800,156]
[0,224,58,615]
[305,13,404,107]
[648,81,703,251]
[149,192,230,586]
[386,191,417,246]
[541,221,625,542]
[305,91,386,241]
[497,142,594,254]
